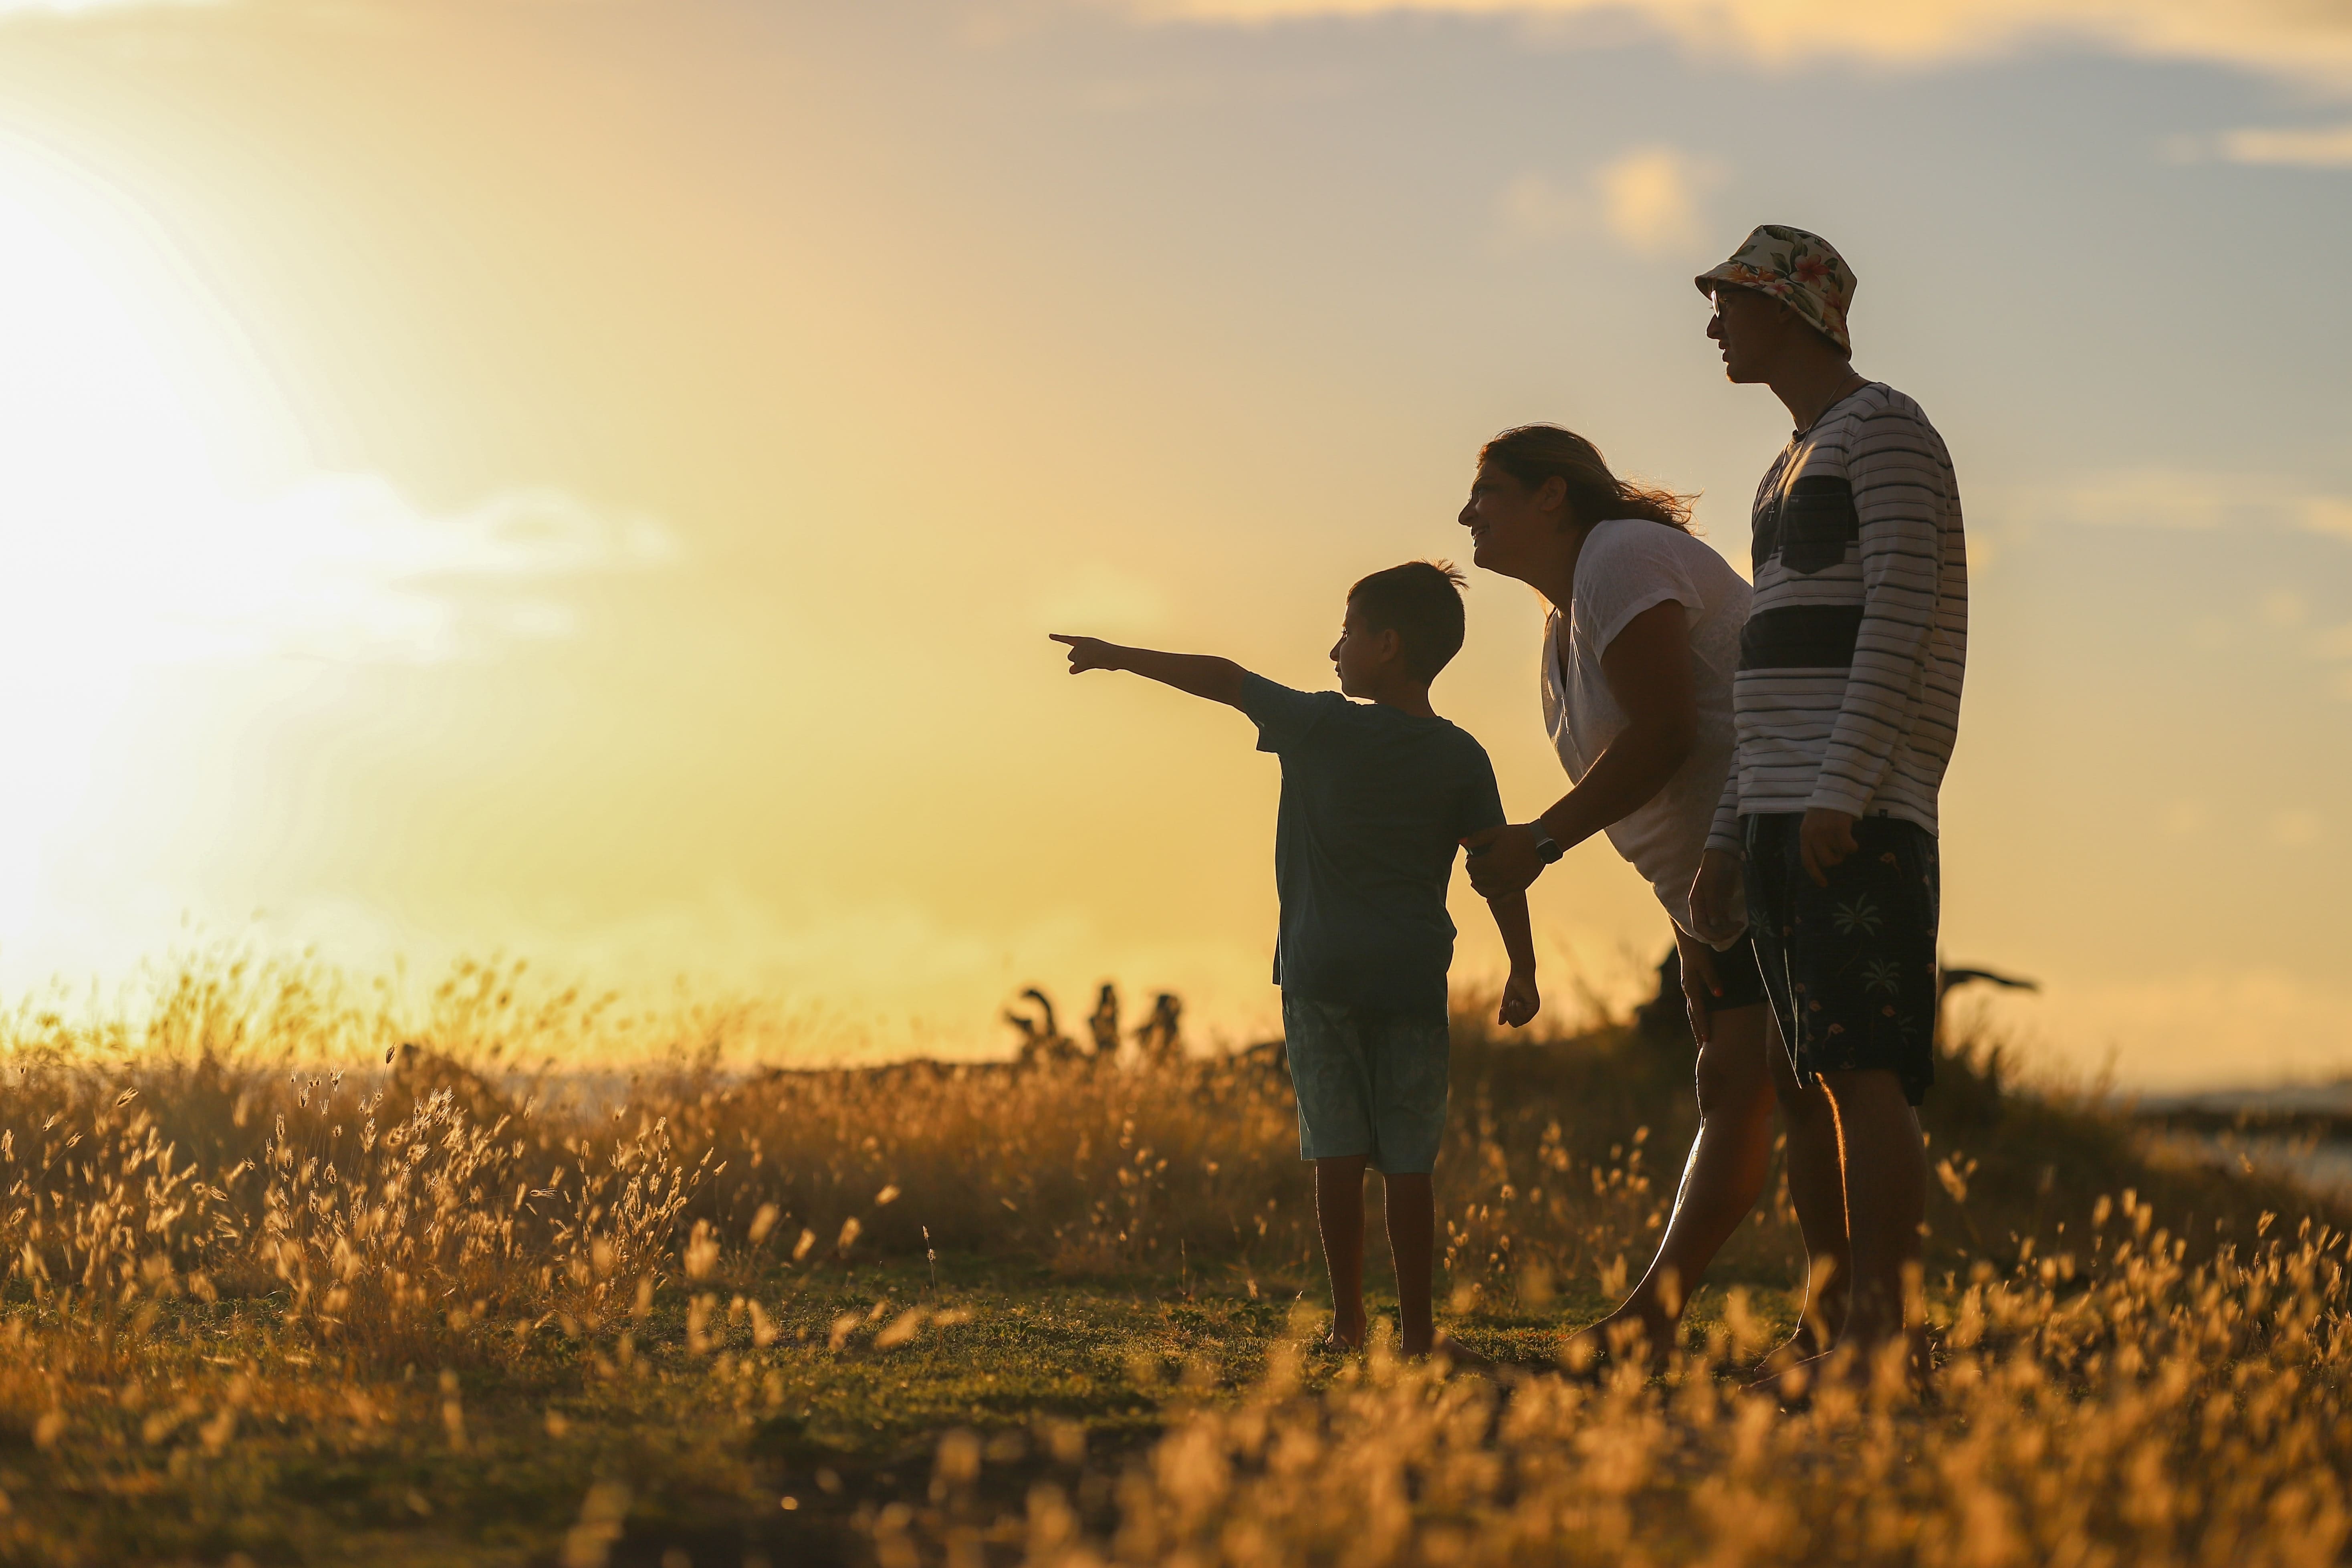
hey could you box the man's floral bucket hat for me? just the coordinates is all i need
[1695,225,1856,354]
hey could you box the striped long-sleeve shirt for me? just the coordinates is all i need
[1707,381,1967,852]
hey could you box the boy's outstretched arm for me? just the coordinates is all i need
[1488,889,1540,1029]
[1050,635,1247,708]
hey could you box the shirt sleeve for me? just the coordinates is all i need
[1707,766,1743,857]
[1238,672,1343,755]
[1809,403,1953,817]
[1456,745,1508,841]
[1582,525,1702,659]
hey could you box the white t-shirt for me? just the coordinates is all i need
[1540,518,1751,940]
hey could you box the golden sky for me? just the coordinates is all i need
[0,0,2345,1084]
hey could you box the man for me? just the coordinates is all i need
[1688,225,1967,1390]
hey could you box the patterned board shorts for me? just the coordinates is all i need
[1279,994,1451,1175]
[1743,813,1940,1106]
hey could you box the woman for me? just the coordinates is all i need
[1457,425,1845,1365]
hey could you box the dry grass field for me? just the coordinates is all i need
[0,954,2340,1566]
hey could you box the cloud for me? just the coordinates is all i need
[1494,171,1585,249]
[2269,808,2324,848]
[2167,123,2352,166]
[1594,145,1724,255]
[0,0,212,13]
[2038,468,2263,531]
[196,476,677,664]
[1130,0,2352,91]
[2030,470,2352,541]
[2302,496,2352,540]
[2259,588,2307,628]
[0,473,677,673]
[2220,125,2352,167]
[1494,145,1724,256]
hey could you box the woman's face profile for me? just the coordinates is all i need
[1458,461,1562,581]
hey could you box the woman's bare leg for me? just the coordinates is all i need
[1565,1002,1777,1365]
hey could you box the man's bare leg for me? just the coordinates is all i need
[1563,1003,1777,1368]
[1816,1069,1926,1356]
[1765,1027,1854,1365]
[1751,1068,1926,1395]
[1315,1154,1372,1349]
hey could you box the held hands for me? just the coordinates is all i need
[1498,967,1540,1030]
[1049,634,1125,674]
[1675,929,1723,1045]
[1461,823,1543,898]
[1799,807,1860,887]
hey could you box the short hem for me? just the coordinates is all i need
[1283,994,1451,1181]
[1743,813,1940,1108]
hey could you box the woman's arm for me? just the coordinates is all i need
[1465,599,1700,897]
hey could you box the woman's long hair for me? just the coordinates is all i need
[1477,425,1696,533]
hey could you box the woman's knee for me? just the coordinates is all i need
[1692,1029,1771,1120]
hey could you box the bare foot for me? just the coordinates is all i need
[1755,1294,1848,1375]
[1756,1324,1825,1376]
[1743,1350,1826,1407]
[1747,1341,1925,1406]
[1419,1334,1495,1376]
[1321,1313,1366,1354]
[1559,1306,1675,1377]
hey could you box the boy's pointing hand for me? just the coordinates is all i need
[1049,634,1124,674]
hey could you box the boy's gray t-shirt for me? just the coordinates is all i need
[1239,673,1507,1021]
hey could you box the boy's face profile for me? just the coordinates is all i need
[1329,599,1407,699]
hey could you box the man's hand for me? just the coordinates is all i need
[1676,929,1723,1045]
[1049,634,1126,674]
[1799,807,1860,887]
[1498,968,1540,1029]
[1462,823,1543,898]
[1689,848,1745,945]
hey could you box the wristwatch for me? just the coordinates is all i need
[1528,820,1564,864]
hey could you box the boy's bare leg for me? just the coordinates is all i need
[1564,1003,1777,1367]
[1766,1027,1854,1364]
[1382,1171,1436,1355]
[1315,1155,1372,1348]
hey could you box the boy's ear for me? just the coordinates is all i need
[1375,627,1406,668]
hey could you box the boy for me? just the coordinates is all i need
[1053,561,1538,1358]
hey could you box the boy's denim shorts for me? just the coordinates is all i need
[1280,994,1451,1174]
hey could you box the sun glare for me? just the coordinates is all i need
[0,139,674,967]
[0,143,303,937]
